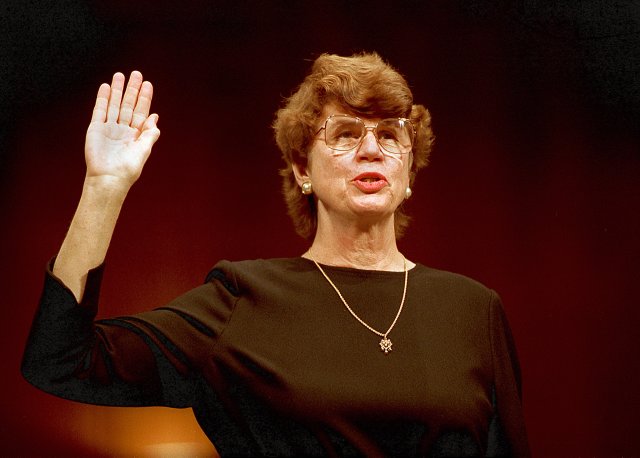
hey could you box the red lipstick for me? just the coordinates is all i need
[352,172,388,193]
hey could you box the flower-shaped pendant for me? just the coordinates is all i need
[379,337,393,354]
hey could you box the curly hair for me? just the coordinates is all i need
[273,52,434,239]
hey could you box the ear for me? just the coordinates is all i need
[292,161,310,187]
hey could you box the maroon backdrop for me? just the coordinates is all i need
[2,1,639,456]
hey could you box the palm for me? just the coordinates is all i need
[86,121,148,179]
[84,71,160,186]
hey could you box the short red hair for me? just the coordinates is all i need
[273,52,435,239]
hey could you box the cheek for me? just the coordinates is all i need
[403,156,414,182]
[389,156,411,183]
[307,155,342,191]
[311,154,346,180]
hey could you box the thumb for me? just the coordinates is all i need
[138,114,161,147]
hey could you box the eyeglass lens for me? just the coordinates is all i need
[325,116,413,154]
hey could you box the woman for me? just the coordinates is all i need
[22,53,530,456]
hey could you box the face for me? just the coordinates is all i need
[294,103,413,228]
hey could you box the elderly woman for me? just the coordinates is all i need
[22,53,530,456]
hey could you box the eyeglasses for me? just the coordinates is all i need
[315,114,415,155]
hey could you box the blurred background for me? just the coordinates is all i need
[1,0,638,456]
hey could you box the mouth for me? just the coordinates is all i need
[353,172,387,183]
[352,172,388,193]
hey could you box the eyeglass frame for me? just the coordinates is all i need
[313,114,416,155]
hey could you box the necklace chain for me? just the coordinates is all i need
[310,255,408,354]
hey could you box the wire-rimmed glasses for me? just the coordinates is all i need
[315,114,415,155]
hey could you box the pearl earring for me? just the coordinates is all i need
[301,181,313,195]
[405,186,412,199]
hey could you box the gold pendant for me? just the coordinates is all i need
[379,337,393,354]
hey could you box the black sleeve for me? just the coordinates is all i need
[21,259,237,408]
[486,291,531,457]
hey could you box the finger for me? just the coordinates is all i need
[90,83,111,123]
[131,81,154,130]
[118,71,143,126]
[106,72,125,122]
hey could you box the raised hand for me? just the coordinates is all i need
[85,71,160,189]
[53,71,161,300]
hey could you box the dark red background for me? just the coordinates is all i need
[2,1,639,456]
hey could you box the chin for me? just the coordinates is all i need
[348,196,397,218]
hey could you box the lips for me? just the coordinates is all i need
[352,172,388,193]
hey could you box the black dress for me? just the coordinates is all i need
[22,257,530,456]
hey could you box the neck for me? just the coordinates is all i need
[303,213,409,271]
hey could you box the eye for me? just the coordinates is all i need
[329,123,361,142]
[335,128,359,139]
[377,127,399,141]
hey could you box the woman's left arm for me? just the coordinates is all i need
[487,292,531,457]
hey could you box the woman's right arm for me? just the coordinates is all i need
[55,71,160,302]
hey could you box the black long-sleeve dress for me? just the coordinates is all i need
[22,257,530,457]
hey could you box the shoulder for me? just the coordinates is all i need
[410,263,501,309]
[210,257,310,277]
[413,263,494,292]
[205,258,315,294]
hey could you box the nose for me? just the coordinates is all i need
[356,128,383,161]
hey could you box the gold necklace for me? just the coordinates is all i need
[310,255,408,354]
